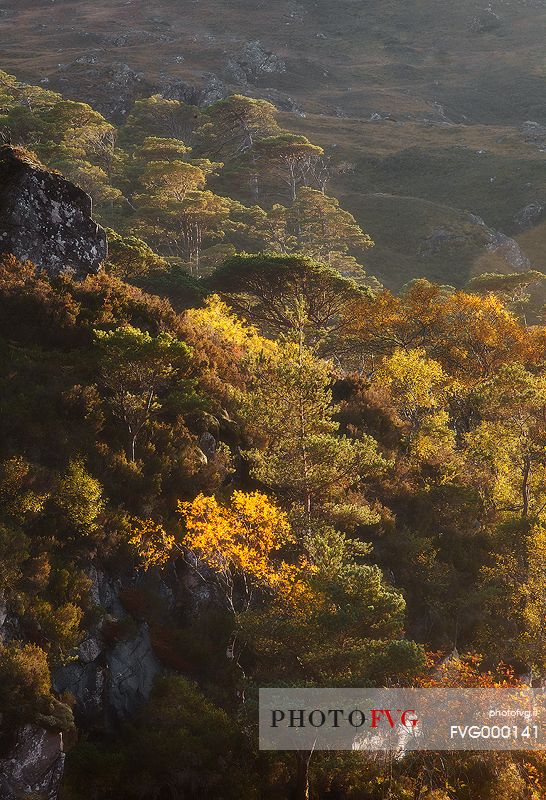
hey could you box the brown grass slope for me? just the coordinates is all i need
[2,0,546,286]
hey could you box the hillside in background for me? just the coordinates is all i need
[1,6,546,798]
[2,0,546,286]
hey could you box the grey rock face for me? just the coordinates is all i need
[162,73,228,107]
[87,563,125,617]
[514,201,544,231]
[200,73,230,105]
[486,230,531,270]
[54,567,162,725]
[0,592,7,629]
[53,658,106,726]
[107,623,161,720]
[78,635,103,664]
[521,121,546,150]
[0,147,107,279]
[259,88,305,115]
[199,432,217,461]
[420,214,531,274]
[226,40,286,84]
[51,61,152,120]
[419,225,472,256]
[52,569,110,725]
[0,725,65,800]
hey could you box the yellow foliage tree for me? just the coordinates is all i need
[178,491,308,611]
[129,519,176,570]
[128,490,308,612]
[374,347,448,414]
[182,295,276,404]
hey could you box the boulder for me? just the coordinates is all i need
[162,73,228,107]
[486,230,531,271]
[87,563,125,617]
[514,201,544,231]
[0,725,65,800]
[225,40,286,84]
[199,431,217,461]
[420,215,531,273]
[0,146,107,279]
[51,61,153,120]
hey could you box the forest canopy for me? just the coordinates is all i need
[0,69,544,800]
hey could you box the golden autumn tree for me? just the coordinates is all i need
[345,281,535,380]
[181,294,276,406]
[178,490,307,612]
[371,347,458,472]
[129,490,307,612]
[129,519,176,570]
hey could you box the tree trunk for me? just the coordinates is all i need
[522,454,531,518]
[297,325,312,531]
[291,751,311,800]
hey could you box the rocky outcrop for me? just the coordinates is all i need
[52,645,107,727]
[53,566,162,726]
[485,230,531,271]
[0,725,65,800]
[419,225,472,256]
[0,146,107,279]
[162,73,228,107]
[107,623,162,720]
[419,213,531,274]
[51,60,153,120]
[514,201,544,231]
[225,40,286,84]
[87,563,125,618]
[54,624,162,725]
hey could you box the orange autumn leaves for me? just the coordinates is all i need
[130,490,312,609]
[348,281,541,380]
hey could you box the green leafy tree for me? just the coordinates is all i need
[63,676,258,799]
[127,136,222,204]
[95,325,193,461]
[54,458,104,537]
[465,363,546,518]
[250,188,374,278]
[239,341,386,530]
[105,229,168,280]
[0,455,47,522]
[196,94,279,158]
[241,528,423,800]
[209,252,367,353]
[120,94,201,146]
[255,133,324,200]
[132,191,236,276]
[467,270,546,318]
[0,641,74,734]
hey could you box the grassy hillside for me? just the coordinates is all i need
[2,0,546,286]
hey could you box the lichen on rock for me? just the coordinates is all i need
[0,725,65,800]
[0,145,107,279]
